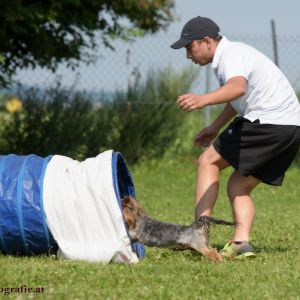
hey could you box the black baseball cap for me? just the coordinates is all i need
[170,16,220,49]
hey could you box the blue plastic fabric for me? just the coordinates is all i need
[112,152,145,259]
[0,152,145,260]
[0,154,58,255]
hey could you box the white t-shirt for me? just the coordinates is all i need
[212,36,300,126]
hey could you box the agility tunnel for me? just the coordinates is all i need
[0,150,144,263]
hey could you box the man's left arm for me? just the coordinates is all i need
[177,76,247,112]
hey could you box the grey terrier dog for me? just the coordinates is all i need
[122,196,234,262]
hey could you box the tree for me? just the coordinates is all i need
[0,0,175,86]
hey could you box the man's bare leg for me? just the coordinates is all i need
[195,145,229,219]
[227,171,260,241]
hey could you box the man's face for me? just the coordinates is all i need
[185,38,214,66]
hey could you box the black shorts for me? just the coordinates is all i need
[213,117,300,186]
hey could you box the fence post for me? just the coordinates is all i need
[204,66,211,127]
[271,19,279,67]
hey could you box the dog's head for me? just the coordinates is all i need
[122,196,146,230]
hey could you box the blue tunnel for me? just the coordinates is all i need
[0,153,144,258]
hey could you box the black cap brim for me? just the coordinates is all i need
[170,37,192,49]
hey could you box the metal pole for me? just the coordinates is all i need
[204,66,211,127]
[271,19,279,67]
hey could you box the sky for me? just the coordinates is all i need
[13,0,300,92]
[170,0,300,36]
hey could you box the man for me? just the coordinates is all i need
[171,16,300,259]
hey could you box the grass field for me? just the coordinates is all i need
[1,156,300,299]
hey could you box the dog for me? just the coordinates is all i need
[121,196,234,262]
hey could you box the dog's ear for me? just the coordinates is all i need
[124,211,135,230]
[122,196,132,207]
[122,196,137,230]
[122,196,137,210]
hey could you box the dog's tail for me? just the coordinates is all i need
[195,215,235,227]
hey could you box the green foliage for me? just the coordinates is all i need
[0,67,197,162]
[0,87,95,160]
[0,0,174,85]
[93,67,197,163]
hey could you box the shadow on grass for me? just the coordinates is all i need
[212,243,299,254]
[254,246,300,253]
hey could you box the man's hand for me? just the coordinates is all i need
[194,126,219,148]
[177,93,209,112]
[177,76,247,112]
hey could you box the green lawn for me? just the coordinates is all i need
[1,156,299,300]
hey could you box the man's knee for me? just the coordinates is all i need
[198,146,228,170]
[198,151,211,168]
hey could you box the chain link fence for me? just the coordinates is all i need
[11,33,300,96]
[2,32,300,159]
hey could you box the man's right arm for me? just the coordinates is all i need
[210,103,237,132]
[194,103,237,148]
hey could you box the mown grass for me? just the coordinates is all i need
[0,156,299,299]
